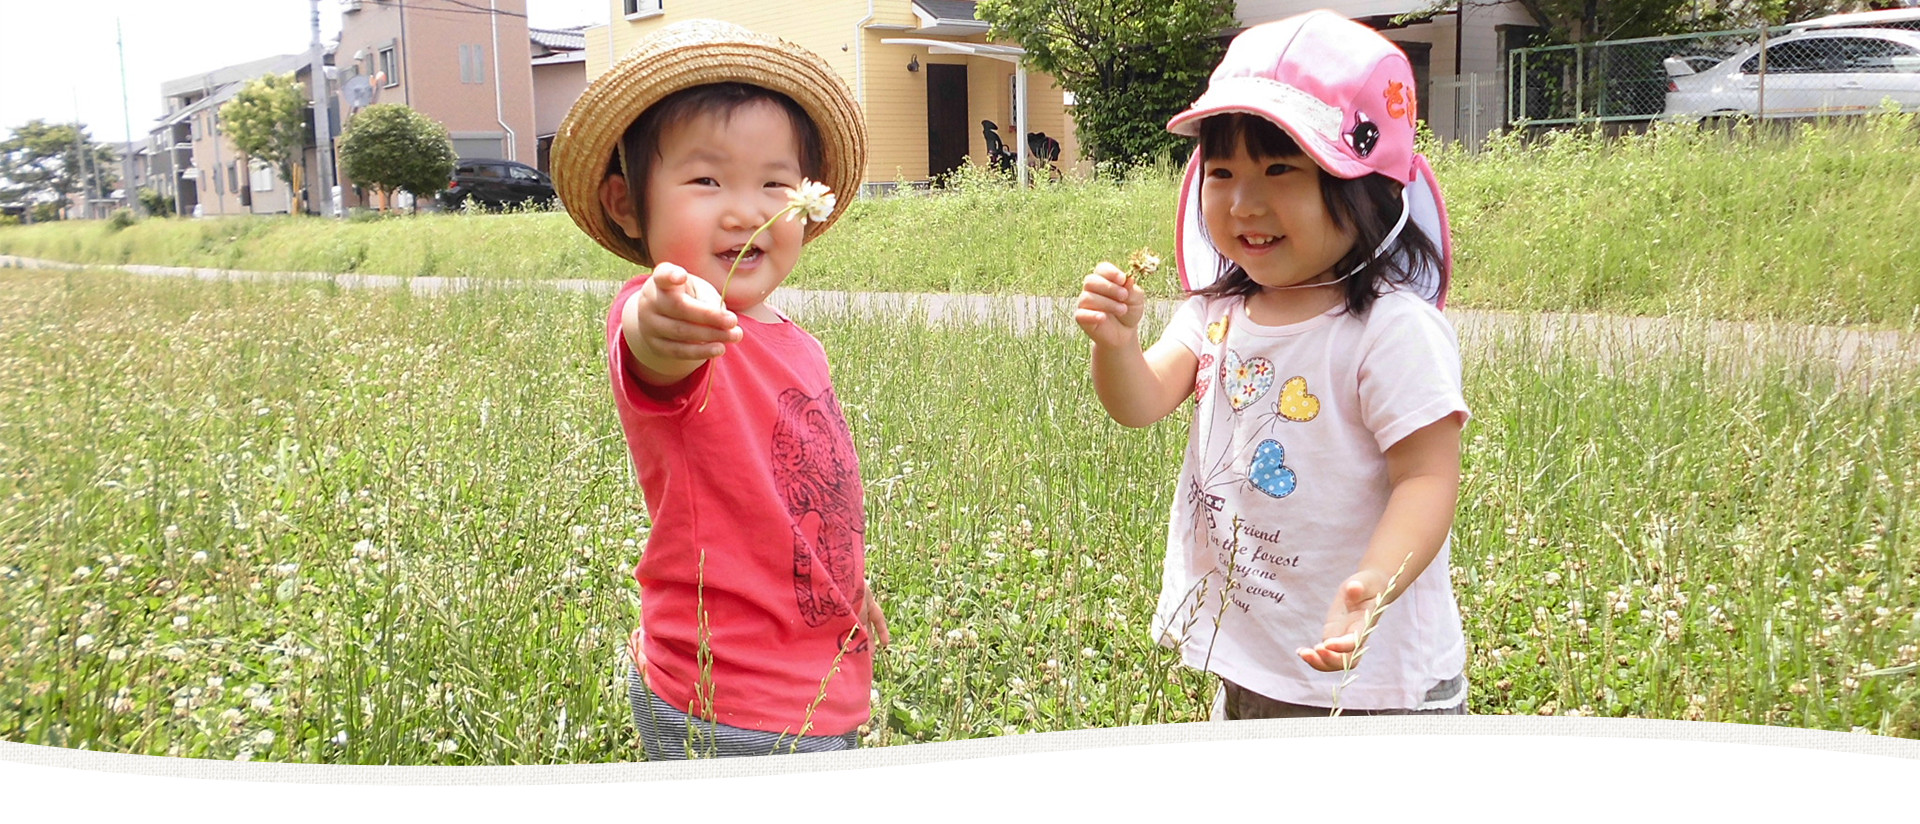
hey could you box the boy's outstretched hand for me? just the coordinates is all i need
[622,262,744,385]
[1297,569,1392,672]
[1074,261,1146,349]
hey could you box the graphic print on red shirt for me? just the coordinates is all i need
[774,387,868,640]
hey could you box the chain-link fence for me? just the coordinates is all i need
[1430,73,1506,152]
[1510,23,1920,125]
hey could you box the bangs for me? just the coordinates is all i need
[1198,113,1304,161]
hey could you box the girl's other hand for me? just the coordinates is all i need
[860,586,890,650]
[1297,569,1391,672]
[1074,261,1145,348]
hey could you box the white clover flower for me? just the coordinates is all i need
[172,615,190,629]
[785,179,835,225]
[75,634,95,649]
[437,739,459,754]
[190,551,208,564]
[72,566,92,579]
[254,729,276,747]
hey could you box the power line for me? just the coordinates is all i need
[404,0,530,20]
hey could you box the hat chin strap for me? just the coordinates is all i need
[1268,186,1411,292]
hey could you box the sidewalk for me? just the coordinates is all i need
[5,254,1916,384]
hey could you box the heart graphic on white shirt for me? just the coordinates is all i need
[1249,439,1297,498]
[1220,349,1274,413]
[1194,354,1214,403]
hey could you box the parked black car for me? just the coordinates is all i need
[439,159,556,211]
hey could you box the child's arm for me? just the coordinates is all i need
[620,263,743,387]
[1297,414,1463,672]
[1074,262,1198,428]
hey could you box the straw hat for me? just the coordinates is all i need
[552,19,867,268]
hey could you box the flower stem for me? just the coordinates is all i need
[697,204,800,413]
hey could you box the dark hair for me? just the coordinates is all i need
[1191,114,1440,316]
[605,83,825,263]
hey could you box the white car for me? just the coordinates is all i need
[1663,27,1920,118]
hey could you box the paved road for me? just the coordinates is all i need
[6,254,1916,386]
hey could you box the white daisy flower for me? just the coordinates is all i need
[785,179,835,225]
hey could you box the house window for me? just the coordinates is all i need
[460,44,487,84]
[379,46,399,86]
[624,0,663,19]
[251,161,275,193]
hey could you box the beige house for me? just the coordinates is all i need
[334,0,539,208]
[581,0,1086,188]
[151,53,328,217]
[531,27,591,173]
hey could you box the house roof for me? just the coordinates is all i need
[160,53,309,101]
[915,1,979,22]
[153,52,311,130]
[912,1,988,35]
[531,26,587,52]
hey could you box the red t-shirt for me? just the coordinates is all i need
[606,276,872,736]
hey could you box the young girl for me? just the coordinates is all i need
[550,20,886,757]
[1075,11,1469,718]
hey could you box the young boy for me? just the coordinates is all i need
[550,19,886,760]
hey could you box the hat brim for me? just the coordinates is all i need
[551,20,867,268]
[1174,148,1452,308]
[1166,77,1379,182]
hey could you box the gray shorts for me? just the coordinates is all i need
[627,667,860,760]
[1222,674,1469,719]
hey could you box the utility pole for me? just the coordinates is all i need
[71,89,96,219]
[310,0,339,217]
[119,19,136,213]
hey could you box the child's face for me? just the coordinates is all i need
[1200,137,1357,292]
[641,100,807,315]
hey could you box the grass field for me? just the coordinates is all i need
[4,114,1920,325]
[2,268,1915,764]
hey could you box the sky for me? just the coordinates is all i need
[0,0,609,146]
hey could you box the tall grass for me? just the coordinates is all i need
[3,113,1918,324]
[2,269,1914,765]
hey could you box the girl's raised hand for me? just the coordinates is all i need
[621,262,744,386]
[628,262,742,363]
[1074,261,1146,349]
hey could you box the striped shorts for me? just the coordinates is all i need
[626,667,859,760]
[1220,674,1470,719]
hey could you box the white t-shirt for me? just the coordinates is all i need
[1151,288,1471,710]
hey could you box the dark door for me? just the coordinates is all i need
[927,63,969,184]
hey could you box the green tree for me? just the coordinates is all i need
[336,104,456,212]
[1440,0,1861,43]
[1,120,119,218]
[976,0,1237,170]
[220,72,311,208]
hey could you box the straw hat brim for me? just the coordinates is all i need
[551,19,867,269]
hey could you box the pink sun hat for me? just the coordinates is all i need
[1166,10,1452,307]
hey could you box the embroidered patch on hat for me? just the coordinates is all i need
[1384,80,1414,128]
[1346,112,1379,158]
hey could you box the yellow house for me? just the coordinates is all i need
[581,0,1085,190]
